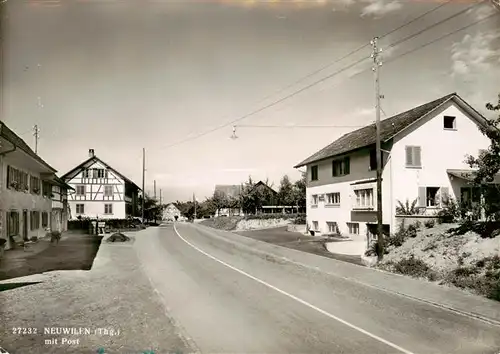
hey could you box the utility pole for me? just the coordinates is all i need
[371,37,384,260]
[142,148,145,223]
[154,180,156,200]
[159,189,162,206]
[33,124,40,154]
[193,193,197,220]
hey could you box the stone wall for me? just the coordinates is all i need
[235,218,291,231]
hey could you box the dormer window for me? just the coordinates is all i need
[443,116,456,130]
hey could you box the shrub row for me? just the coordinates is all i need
[68,218,143,230]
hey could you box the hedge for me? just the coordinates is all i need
[68,218,143,231]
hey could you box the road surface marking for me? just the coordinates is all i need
[173,224,416,354]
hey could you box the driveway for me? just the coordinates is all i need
[235,226,363,265]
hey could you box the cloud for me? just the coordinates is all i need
[360,0,402,18]
[468,2,498,20]
[450,30,500,77]
[220,168,256,173]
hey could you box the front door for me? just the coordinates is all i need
[23,210,28,241]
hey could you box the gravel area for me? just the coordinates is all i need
[0,233,195,354]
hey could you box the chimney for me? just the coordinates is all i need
[89,149,95,158]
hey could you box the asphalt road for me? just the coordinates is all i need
[135,223,500,354]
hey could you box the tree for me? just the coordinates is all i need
[292,172,307,208]
[138,194,163,222]
[210,190,229,216]
[465,93,500,220]
[277,175,295,206]
[240,176,257,214]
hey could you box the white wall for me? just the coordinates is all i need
[66,160,127,219]
[305,148,393,239]
[304,100,490,238]
[391,102,490,226]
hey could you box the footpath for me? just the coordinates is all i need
[196,223,500,327]
[0,229,194,354]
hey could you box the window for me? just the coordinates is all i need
[7,211,20,237]
[83,169,90,178]
[443,115,456,129]
[42,181,52,197]
[311,194,318,206]
[354,188,374,208]
[326,192,340,205]
[326,221,339,234]
[104,204,113,214]
[418,186,449,207]
[311,165,318,181]
[93,168,105,178]
[30,211,40,231]
[332,157,350,177]
[30,176,41,194]
[347,222,360,235]
[76,204,85,214]
[405,146,421,168]
[42,212,49,228]
[104,185,113,197]
[76,185,86,196]
[312,221,319,231]
[6,166,28,191]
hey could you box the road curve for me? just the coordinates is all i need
[135,223,500,354]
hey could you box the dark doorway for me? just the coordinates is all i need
[23,210,28,241]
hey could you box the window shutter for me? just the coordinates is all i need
[440,187,449,206]
[405,146,413,166]
[414,146,422,167]
[418,187,426,207]
[6,166,10,187]
[344,157,350,175]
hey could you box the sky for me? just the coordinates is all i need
[2,0,499,202]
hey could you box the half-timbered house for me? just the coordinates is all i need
[60,149,141,220]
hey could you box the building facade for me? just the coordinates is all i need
[294,93,492,246]
[163,203,181,221]
[61,149,141,220]
[0,121,68,250]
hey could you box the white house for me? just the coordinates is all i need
[294,93,493,245]
[163,203,181,221]
[60,149,141,220]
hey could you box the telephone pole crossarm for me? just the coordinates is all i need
[371,37,385,260]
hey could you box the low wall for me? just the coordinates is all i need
[235,218,291,231]
[395,215,440,229]
[287,224,307,233]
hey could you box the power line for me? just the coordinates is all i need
[235,124,365,128]
[156,9,498,152]
[349,12,499,81]
[386,2,480,50]
[157,56,369,150]
[256,0,453,103]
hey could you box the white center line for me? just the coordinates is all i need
[173,224,416,354]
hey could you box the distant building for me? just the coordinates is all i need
[163,203,181,221]
[213,184,243,217]
[60,149,141,220]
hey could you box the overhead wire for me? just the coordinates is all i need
[155,6,496,151]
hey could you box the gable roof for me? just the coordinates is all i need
[214,184,242,199]
[294,93,487,168]
[0,121,57,172]
[253,181,277,194]
[60,155,141,190]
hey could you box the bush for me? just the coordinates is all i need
[447,221,500,238]
[444,259,500,301]
[424,219,435,228]
[390,256,437,281]
[437,198,461,223]
[244,213,305,221]
[30,236,38,242]
[293,214,306,225]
